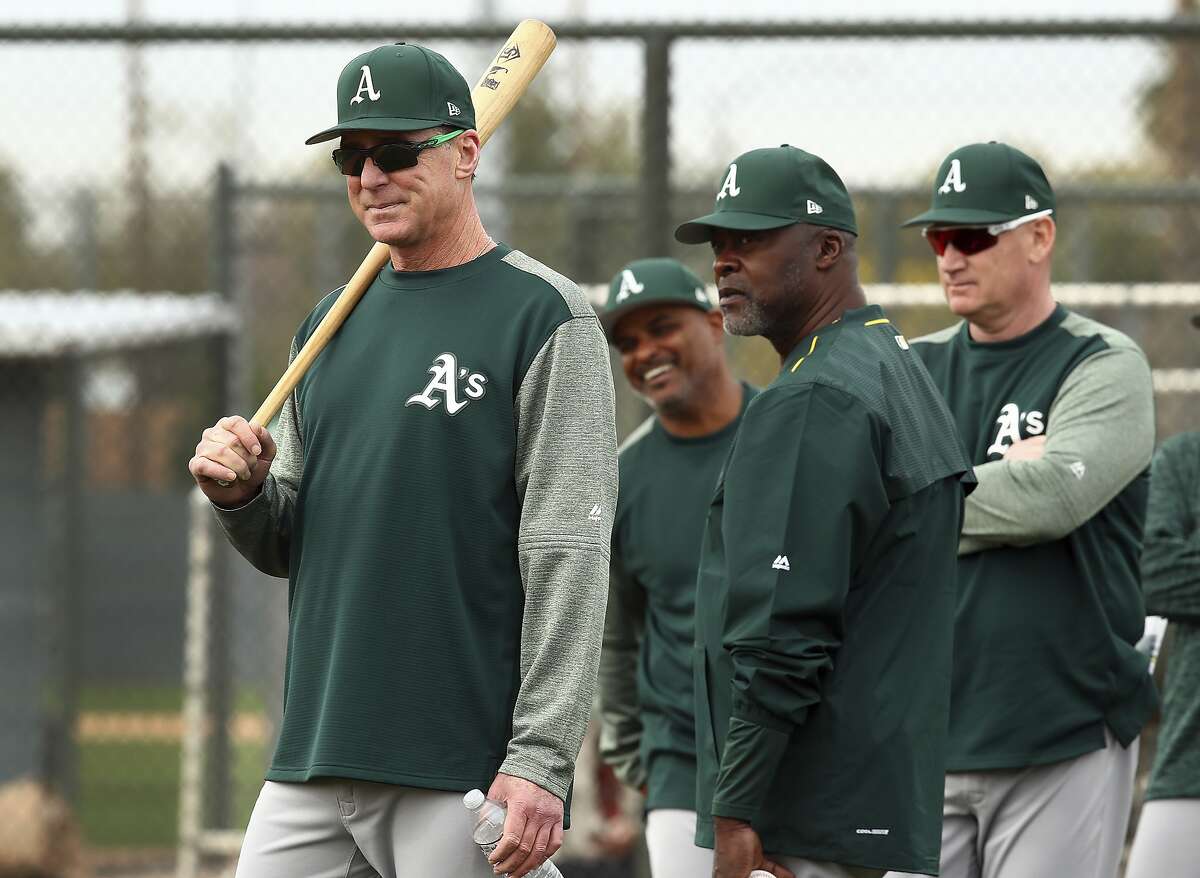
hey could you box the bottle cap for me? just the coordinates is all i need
[463,789,486,811]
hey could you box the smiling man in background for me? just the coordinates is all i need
[597,256,755,878]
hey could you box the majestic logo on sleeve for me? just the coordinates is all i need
[349,65,382,105]
[986,402,1044,458]
[938,158,967,194]
[716,163,741,200]
[405,352,488,415]
[614,270,645,303]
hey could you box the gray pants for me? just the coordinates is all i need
[776,856,885,878]
[1124,798,1200,878]
[887,733,1137,878]
[644,809,714,878]
[645,809,884,878]
[234,779,496,878]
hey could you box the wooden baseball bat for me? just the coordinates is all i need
[249,20,556,428]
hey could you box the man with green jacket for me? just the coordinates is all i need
[675,145,973,878]
[596,257,756,878]
[1126,426,1200,877]
[893,142,1157,878]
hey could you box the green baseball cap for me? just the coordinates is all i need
[903,141,1055,227]
[599,258,712,340]
[675,145,858,244]
[305,42,475,145]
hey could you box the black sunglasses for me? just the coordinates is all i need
[331,129,464,176]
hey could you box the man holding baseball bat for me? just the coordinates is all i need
[188,39,617,878]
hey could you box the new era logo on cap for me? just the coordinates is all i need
[1025,194,1038,209]
[447,101,461,116]
[807,200,823,215]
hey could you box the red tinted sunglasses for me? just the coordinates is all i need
[922,226,999,256]
[921,210,1053,256]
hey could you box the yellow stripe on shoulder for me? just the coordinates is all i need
[790,335,820,372]
[864,318,891,326]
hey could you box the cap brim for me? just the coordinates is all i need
[599,297,711,340]
[900,206,1027,228]
[674,211,796,244]
[305,116,467,145]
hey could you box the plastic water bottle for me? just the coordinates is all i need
[463,789,564,878]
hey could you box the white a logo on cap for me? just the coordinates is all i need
[447,101,461,116]
[615,270,645,303]
[716,163,741,200]
[938,158,966,194]
[350,65,382,105]
[807,200,823,215]
[1025,194,1039,209]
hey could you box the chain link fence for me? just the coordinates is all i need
[1,15,1198,877]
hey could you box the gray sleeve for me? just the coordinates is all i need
[596,553,648,790]
[211,339,305,577]
[959,345,1154,554]
[500,315,619,801]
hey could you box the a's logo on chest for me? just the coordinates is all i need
[405,352,488,416]
[986,401,1044,458]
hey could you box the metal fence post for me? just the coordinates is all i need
[641,32,671,259]
[75,189,98,292]
[206,164,236,832]
[176,488,213,878]
[42,354,86,805]
[875,194,900,284]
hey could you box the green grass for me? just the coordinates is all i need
[79,740,266,847]
[76,685,270,847]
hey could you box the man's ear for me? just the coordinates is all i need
[814,230,845,271]
[1028,217,1056,265]
[455,130,482,180]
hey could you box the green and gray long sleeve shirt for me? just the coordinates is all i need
[1142,431,1200,801]
[214,245,618,803]
[914,304,1158,772]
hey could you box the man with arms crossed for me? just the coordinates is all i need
[188,43,617,878]
[596,257,756,878]
[889,142,1157,878]
[676,146,972,878]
